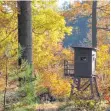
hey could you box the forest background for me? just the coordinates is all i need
[0,0,110,111]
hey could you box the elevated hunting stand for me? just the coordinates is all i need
[64,46,99,98]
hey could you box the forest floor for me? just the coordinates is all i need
[35,100,110,111]
[36,102,60,111]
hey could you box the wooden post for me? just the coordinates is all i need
[77,78,81,90]
[89,78,94,98]
[92,1,97,48]
[93,76,100,97]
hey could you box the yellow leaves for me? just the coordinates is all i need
[82,3,91,10]
[97,44,110,75]
[33,8,71,37]
[62,48,73,60]
[41,72,71,98]
[0,3,17,69]
[33,8,72,71]
[64,26,72,36]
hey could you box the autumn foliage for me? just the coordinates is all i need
[0,1,110,110]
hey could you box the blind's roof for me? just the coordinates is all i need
[71,45,97,50]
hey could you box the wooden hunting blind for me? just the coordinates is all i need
[73,46,96,78]
[64,46,97,78]
[64,46,99,98]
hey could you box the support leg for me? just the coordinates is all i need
[93,77,100,97]
[89,78,94,98]
[77,78,81,91]
[69,78,75,99]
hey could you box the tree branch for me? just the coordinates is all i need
[0,27,17,43]
[97,27,110,31]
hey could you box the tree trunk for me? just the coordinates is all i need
[18,1,32,65]
[92,1,97,48]
[4,57,8,110]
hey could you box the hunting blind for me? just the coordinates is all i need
[64,46,99,98]
[74,47,96,78]
[64,46,96,78]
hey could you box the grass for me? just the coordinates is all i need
[35,99,109,111]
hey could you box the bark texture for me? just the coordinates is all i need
[18,1,32,65]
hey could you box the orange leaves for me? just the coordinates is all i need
[0,5,3,12]
[74,2,81,7]
[63,1,92,19]
[0,78,5,91]
[104,95,110,104]
[41,72,71,98]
